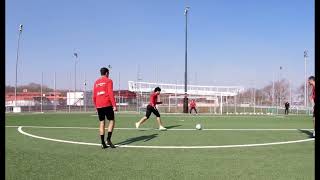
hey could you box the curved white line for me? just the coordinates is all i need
[18,126,100,146]
[17,126,314,149]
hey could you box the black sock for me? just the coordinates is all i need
[100,135,105,144]
[107,132,113,141]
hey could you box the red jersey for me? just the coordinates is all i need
[92,76,116,108]
[190,101,196,108]
[311,86,315,102]
[149,92,159,107]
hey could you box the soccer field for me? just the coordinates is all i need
[5,113,314,180]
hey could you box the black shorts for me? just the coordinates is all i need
[146,105,160,119]
[97,106,114,121]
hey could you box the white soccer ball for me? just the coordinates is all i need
[195,124,202,130]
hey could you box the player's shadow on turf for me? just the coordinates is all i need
[117,134,158,145]
[298,129,313,138]
[165,125,182,129]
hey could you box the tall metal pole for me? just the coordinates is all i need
[279,66,282,110]
[136,64,141,112]
[15,24,23,106]
[234,90,238,113]
[253,85,256,114]
[68,72,71,113]
[183,6,190,113]
[84,73,87,112]
[272,73,275,112]
[41,72,43,113]
[54,72,56,112]
[289,80,292,106]
[304,50,308,108]
[73,52,78,92]
[118,72,121,112]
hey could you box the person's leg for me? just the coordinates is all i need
[97,108,108,148]
[156,117,164,127]
[313,118,315,137]
[312,105,315,137]
[106,120,116,148]
[99,120,106,143]
[100,120,108,148]
[195,108,198,114]
[106,107,116,148]
[136,106,151,128]
[136,116,148,128]
[153,109,166,130]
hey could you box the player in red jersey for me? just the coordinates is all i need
[93,67,117,148]
[189,99,198,114]
[308,76,315,138]
[135,87,167,130]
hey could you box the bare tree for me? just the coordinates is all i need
[274,79,290,106]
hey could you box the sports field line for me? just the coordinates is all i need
[6,126,313,131]
[17,126,314,149]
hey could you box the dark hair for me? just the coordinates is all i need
[308,76,315,81]
[100,67,109,76]
[154,87,161,92]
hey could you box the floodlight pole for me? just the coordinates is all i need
[279,66,282,110]
[84,73,87,112]
[54,72,56,112]
[73,52,78,93]
[15,24,23,106]
[41,72,43,113]
[118,72,121,112]
[183,6,190,113]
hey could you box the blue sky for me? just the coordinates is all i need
[5,0,315,91]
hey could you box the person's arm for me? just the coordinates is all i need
[107,80,117,111]
[92,83,97,108]
[156,95,162,104]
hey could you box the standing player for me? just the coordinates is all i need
[189,99,198,114]
[284,102,290,115]
[93,67,117,149]
[135,87,167,130]
[308,76,315,138]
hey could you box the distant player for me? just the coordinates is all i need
[308,76,315,138]
[189,99,198,114]
[93,67,117,149]
[135,87,167,130]
[284,102,290,115]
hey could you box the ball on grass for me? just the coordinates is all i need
[196,124,202,130]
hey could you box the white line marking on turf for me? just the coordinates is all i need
[18,126,99,146]
[7,125,313,131]
[17,126,314,149]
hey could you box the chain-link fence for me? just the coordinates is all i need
[5,73,314,115]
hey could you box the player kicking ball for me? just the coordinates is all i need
[135,87,167,131]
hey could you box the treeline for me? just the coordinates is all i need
[6,83,69,95]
